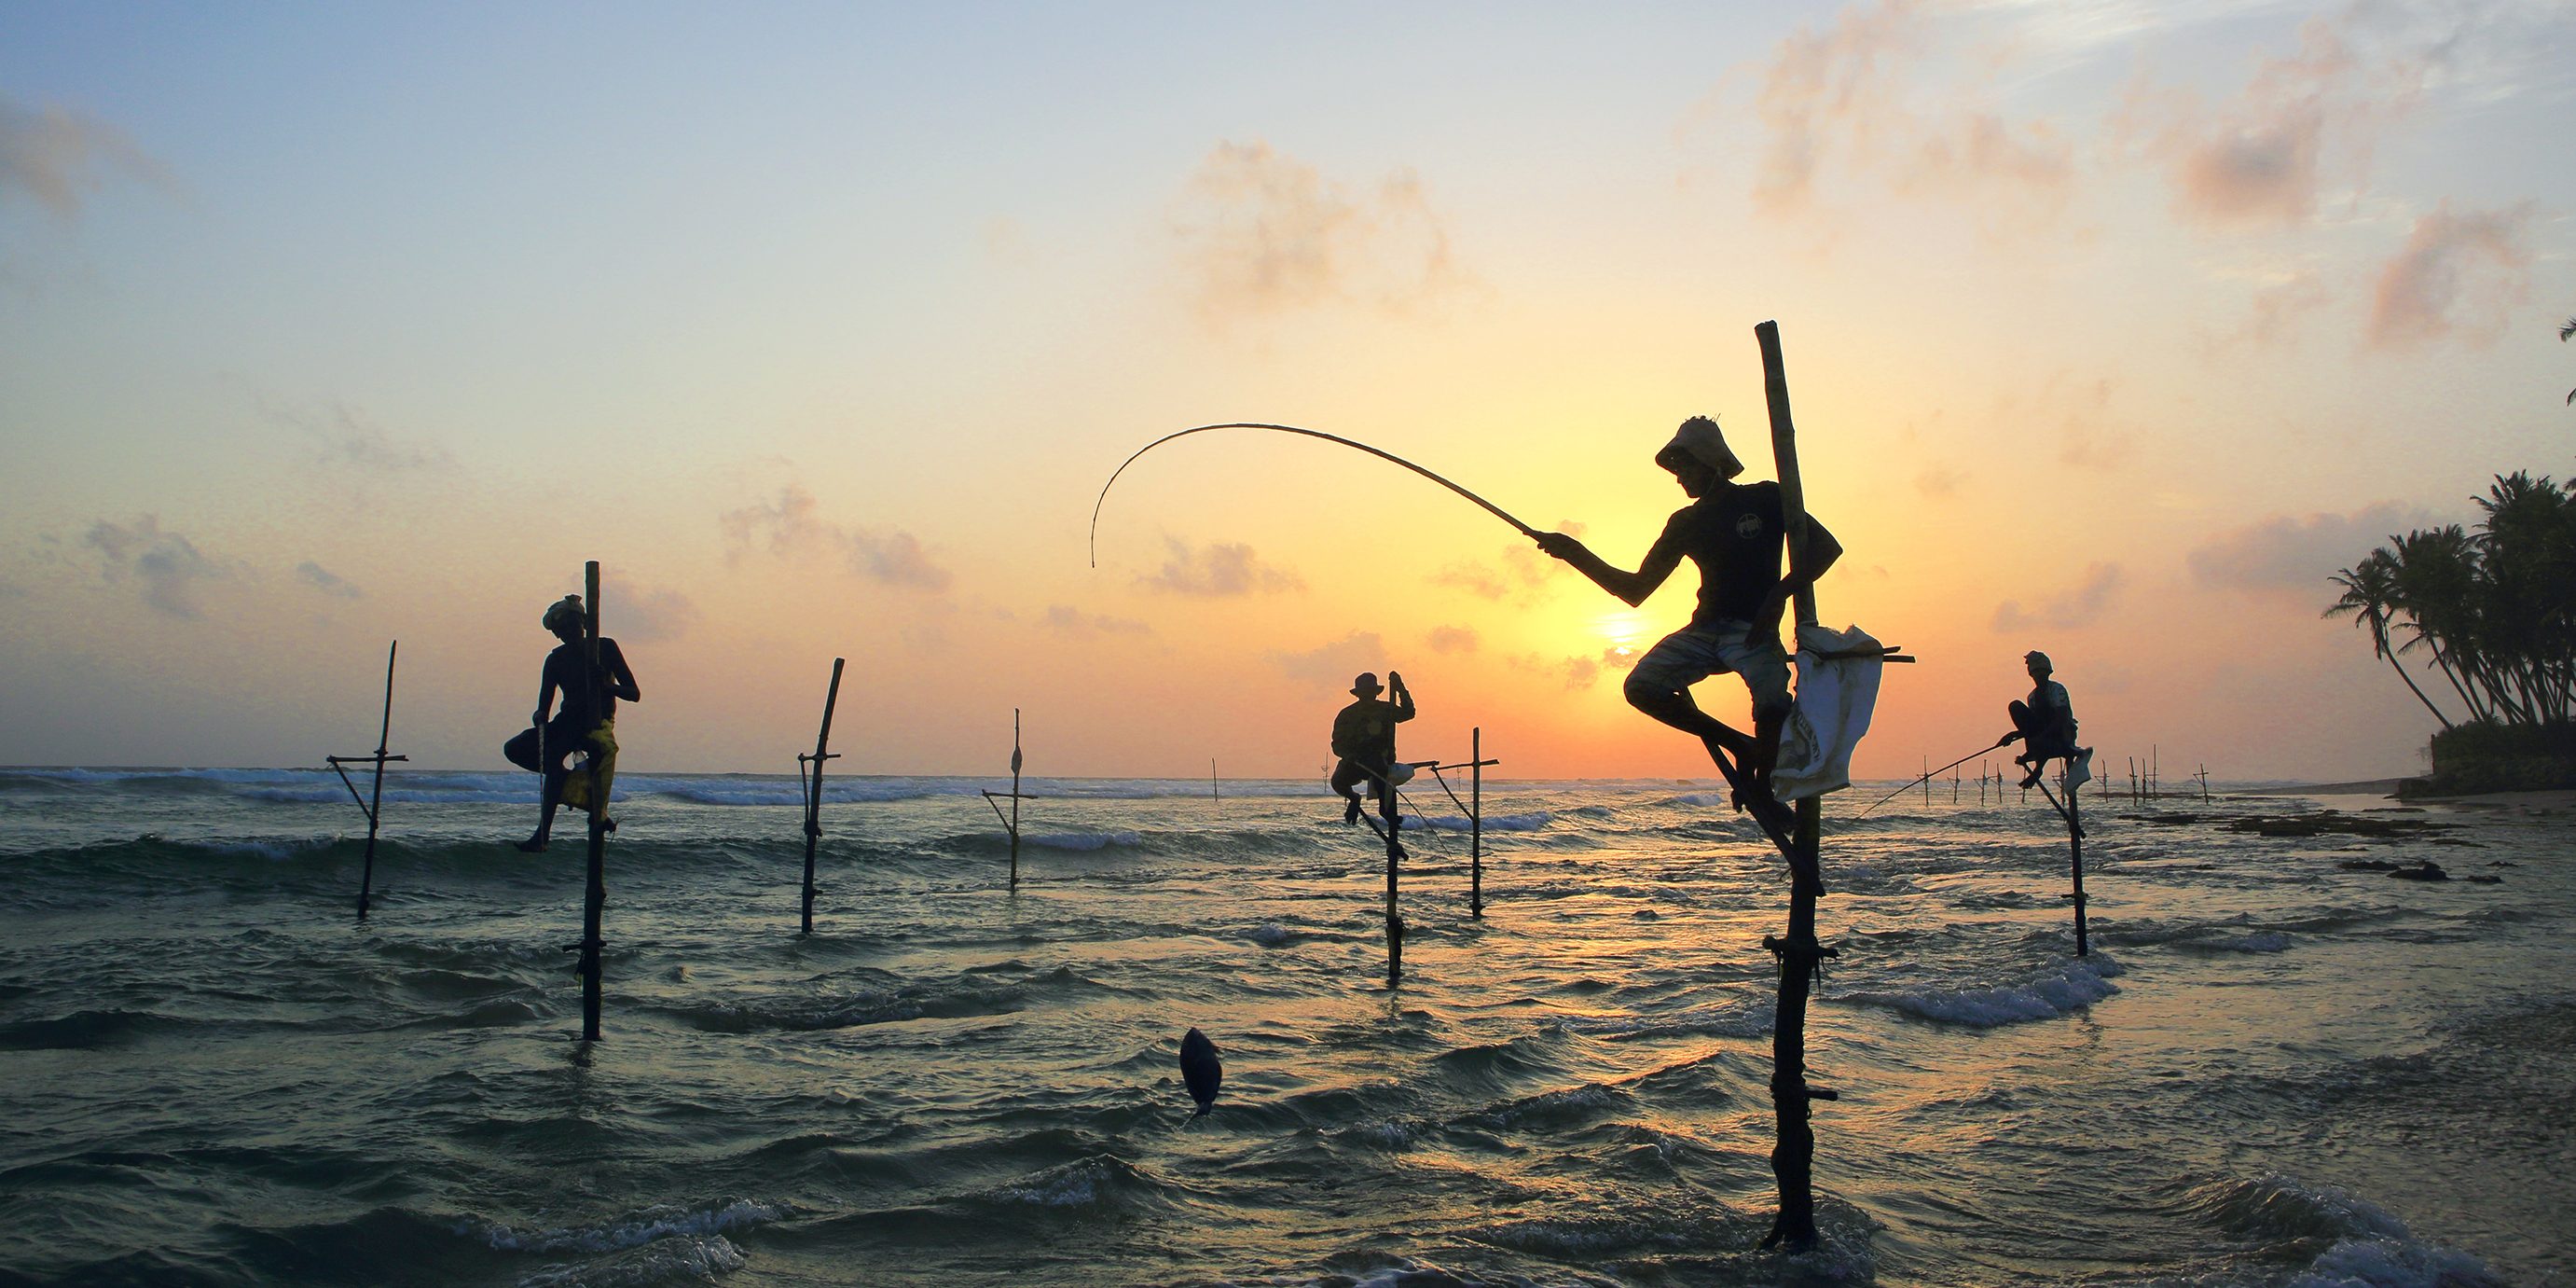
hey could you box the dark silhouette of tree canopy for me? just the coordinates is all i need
[2562,315,2574,406]
[2327,469,2576,728]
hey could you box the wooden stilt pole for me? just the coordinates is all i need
[1211,758,1219,803]
[328,641,406,921]
[1010,710,1023,890]
[577,561,607,1042]
[1468,727,1484,919]
[2036,775,2088,955]
[1383,764,1403,983]
[798,658,846,935]
[1755,319,1837,1253]
[2068,773,2087,955]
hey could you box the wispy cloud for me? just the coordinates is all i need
[1137,537,1303,597]
[1430,535,1573,604]
[269,400,452,474]
[1267,630,1386,686]
[719,486,953,592]
[1510,652,1605,691]
[296,561,362,600]
[83,515,227,618]
[1992,561,2124,631]
[2366,201,2534,350]
[2115,17,2402,229]
[2187,502,2426,593]
[1171,139,1468,325]
[1043,604,1153,638]
[1744,1,2073,229]
[1426,625,1479,655]
[603,572,698,643]
[0,94,167,219]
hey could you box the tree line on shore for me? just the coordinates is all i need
[2326,467,2574,733]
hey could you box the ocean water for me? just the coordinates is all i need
[0,766,2568,1287]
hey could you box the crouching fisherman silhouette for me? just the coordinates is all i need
[1536,415,1839,808]
[1328,671,1414,825]
[2002,649,2087,789]
[503,594,640,852]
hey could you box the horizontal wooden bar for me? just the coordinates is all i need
[325,755,409,764]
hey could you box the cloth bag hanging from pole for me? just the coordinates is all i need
[1771,622,1885,802]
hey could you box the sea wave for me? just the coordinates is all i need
[1840,955,2125,1028]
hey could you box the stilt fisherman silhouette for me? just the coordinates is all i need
[1536,416,1839,805]
[1328,671,1414,825]
[2001,650,2089,789]
[503,594,640,852]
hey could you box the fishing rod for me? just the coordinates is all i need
[1858,737,2011,816]
[1090,422,1537,568]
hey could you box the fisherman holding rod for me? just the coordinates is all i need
[1328,671,1414,824]
[1534,416,1840,802]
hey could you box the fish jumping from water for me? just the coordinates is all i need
[1178,1027,1221,1116]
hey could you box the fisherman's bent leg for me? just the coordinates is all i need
[1626,630,1746,750]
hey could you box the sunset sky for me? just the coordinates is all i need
[5,2,2571,782]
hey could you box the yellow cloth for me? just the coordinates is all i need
[559,720,618,816]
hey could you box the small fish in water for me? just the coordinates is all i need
[1178,1027,1221,1116]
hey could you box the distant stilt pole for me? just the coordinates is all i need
[1211,757,1219,803]
[1469,727,1484,919]
[1010,710,1023,890]
[577,561,607,1042]
[798,658,847,935]
[328,641,406,921]
[1921,755,1930,804]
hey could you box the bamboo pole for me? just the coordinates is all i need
[798,658,846,935]
[1755,319,1836,1253]
[1211,758,1219,803]
[578,561,607,1042]
[328,641,405,921]
[1383,762,1403,983]
[1010,710,1023,890]
[1469,727,1484,919]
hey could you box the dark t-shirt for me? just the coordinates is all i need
[1646,481,1785,631]
[1330,695,1413,764]
[544,637,632,731]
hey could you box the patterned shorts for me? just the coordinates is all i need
[1627,621,1791,711]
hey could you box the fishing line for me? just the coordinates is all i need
[1090,423,1536,568]
[1858,737,2012,816]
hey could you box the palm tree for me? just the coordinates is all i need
[2326,549,2453,727]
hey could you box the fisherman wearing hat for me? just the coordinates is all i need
[1328,670,1415,825]
[1536,415,1840,796]
[502,593,641,852]
[2000,650,2085,789]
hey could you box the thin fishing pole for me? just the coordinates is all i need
[1090,423,1537,568]
[1859,737,2011,816]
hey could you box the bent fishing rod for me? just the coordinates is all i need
[1859,737,2012,816]
[1090,422,1538,568]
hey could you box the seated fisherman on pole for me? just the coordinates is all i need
[2001,649,2087,789]
[1535,416,1839,802]
[1328,671,1414,825]
[503,594,641,852]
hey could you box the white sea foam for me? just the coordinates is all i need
[1018,831,1141,852]
[1843,956,2125,1028]
[1247,923,1294,946]
[470,1198,779,1254]
[516,1235,749,1287]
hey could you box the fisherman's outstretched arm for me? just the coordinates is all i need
[1391,672,1416,722]
[1533,532,1680,606]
